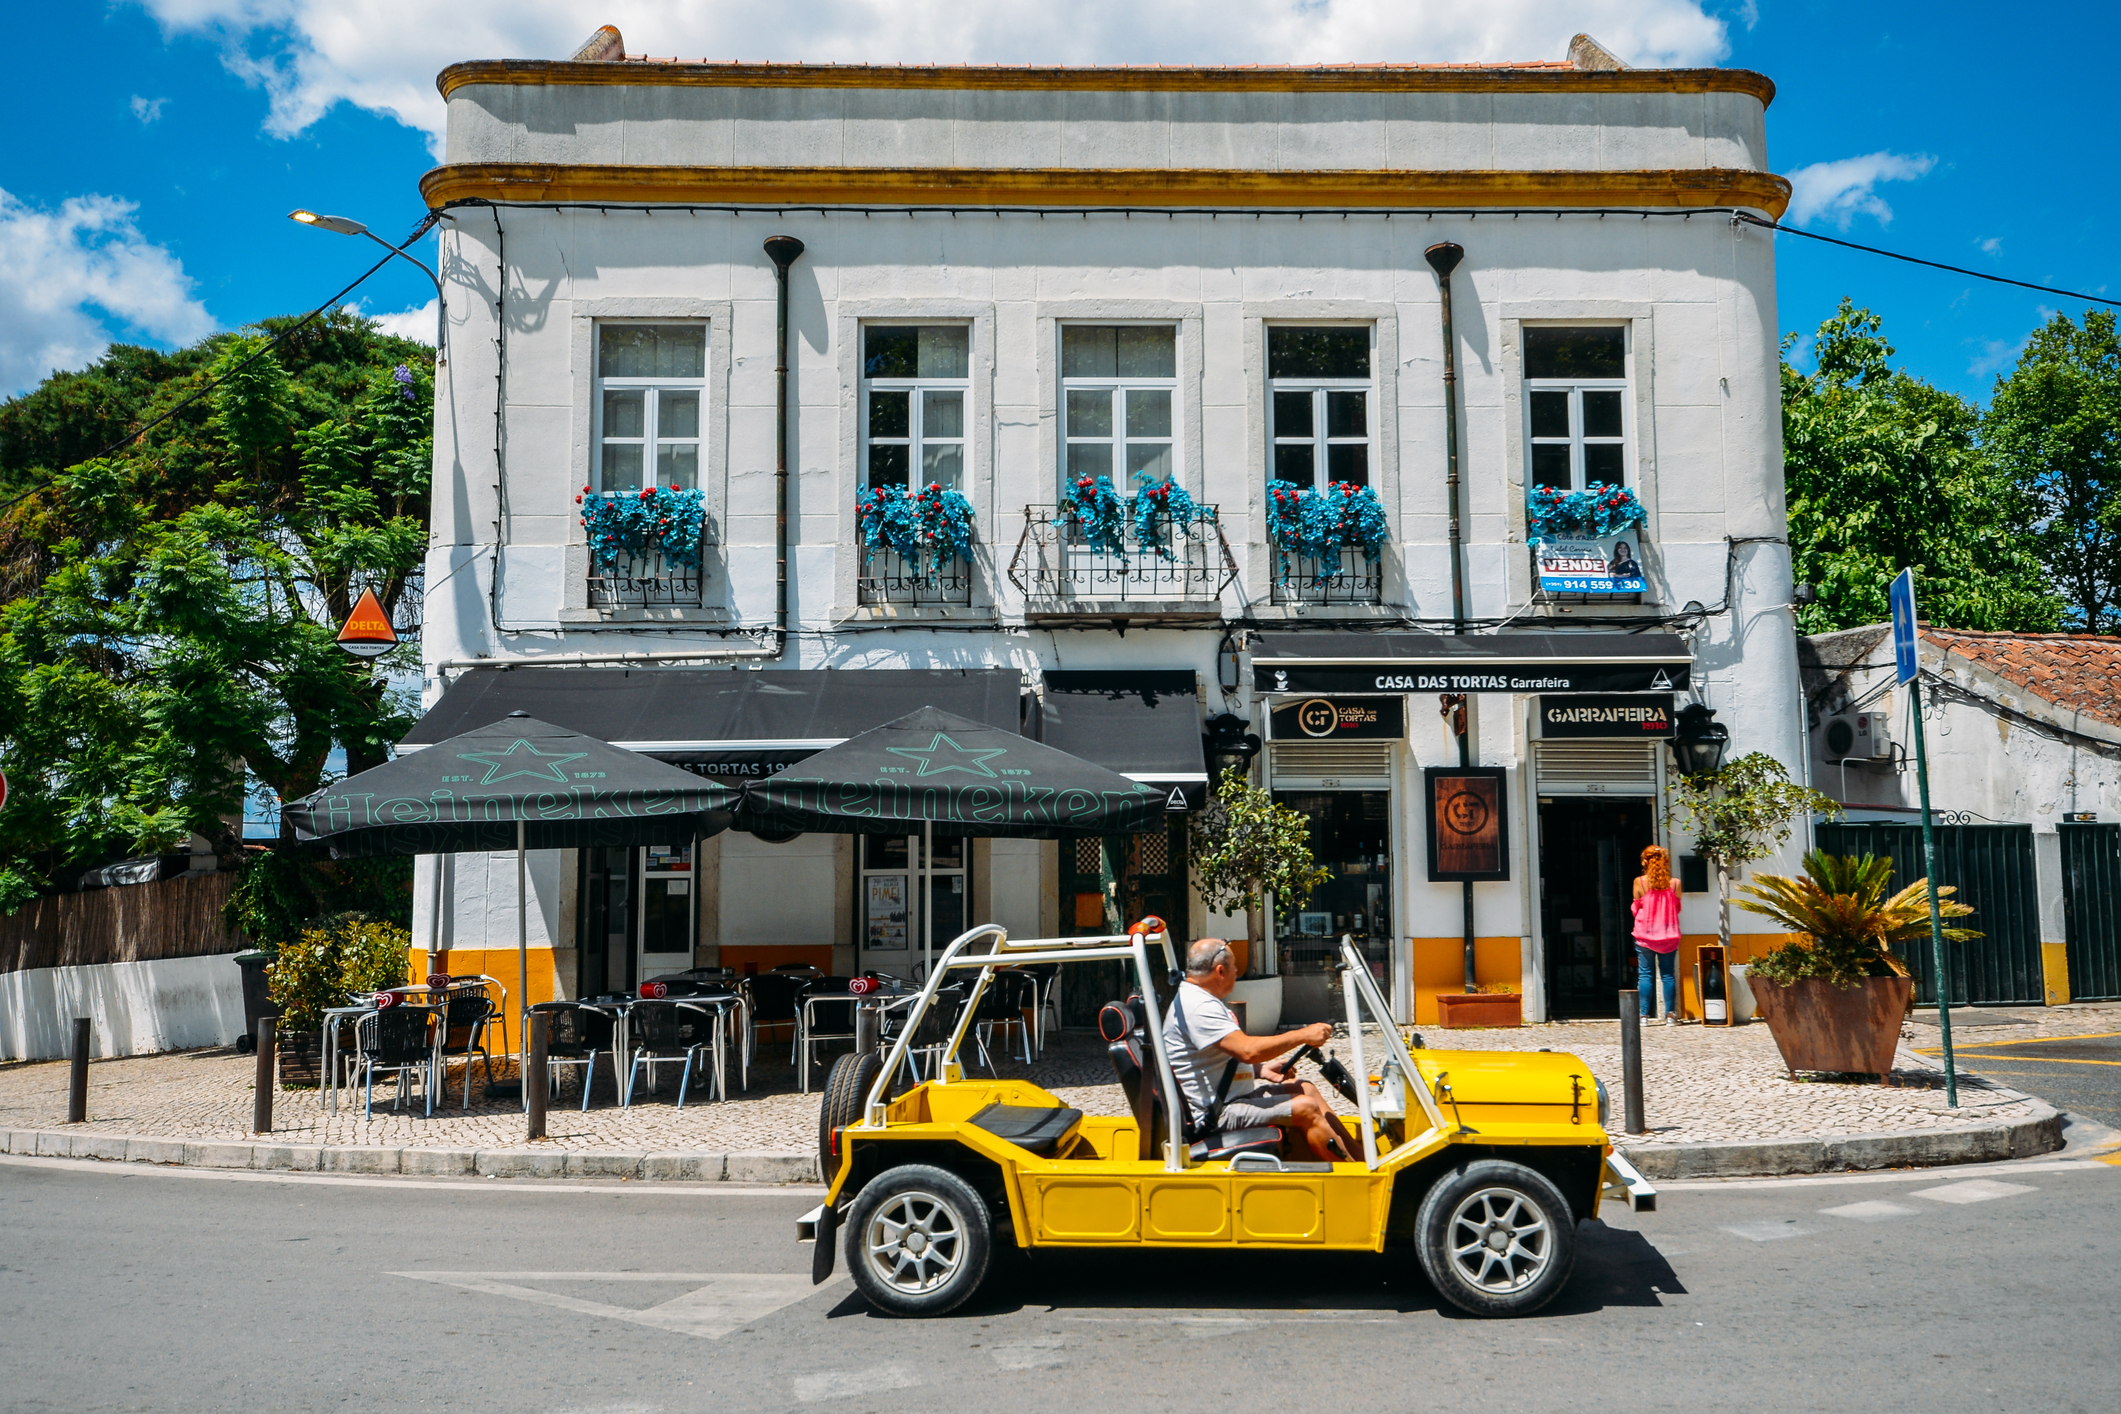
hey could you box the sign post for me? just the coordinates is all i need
[1893,569,1957,1106]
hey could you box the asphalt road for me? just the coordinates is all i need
[4,1150,2118,1414]
[1920,1029,2121,1132]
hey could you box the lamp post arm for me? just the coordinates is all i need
[359,228,447,363]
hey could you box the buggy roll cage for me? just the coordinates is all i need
[857,925,1450,1173]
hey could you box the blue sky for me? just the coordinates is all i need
[1,1,2111,404]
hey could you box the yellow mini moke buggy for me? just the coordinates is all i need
[800,922,1655,1318]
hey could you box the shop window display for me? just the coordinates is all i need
[1272,791,1392,1022]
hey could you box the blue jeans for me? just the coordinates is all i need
[1636,945,1677,1017]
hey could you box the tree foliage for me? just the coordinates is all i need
[1187,768,1331,919]
[1740,851,1978,990]
[0,312,431,903]
[1783,301,2059,635]
[1668,752,1842,949]
[1983,309,2121,632]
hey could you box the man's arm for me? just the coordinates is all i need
[1216,1022,1332,1067]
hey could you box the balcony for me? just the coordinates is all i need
[1009,504,1237,615]
[1270,547,1383,606]
[587,548,705,609]
[859,548,975,607]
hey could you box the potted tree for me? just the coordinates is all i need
[1737,852,1977,1077]
[1668,751,1841,975]
[1187,768,1329,1034]
[266,914,411,1088]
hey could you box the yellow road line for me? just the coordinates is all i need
[1943,1054,2121,1068]
[1911,1029,2121,1053]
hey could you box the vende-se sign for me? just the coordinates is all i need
[1269,697,1405,741]
[1539,694,1675,739]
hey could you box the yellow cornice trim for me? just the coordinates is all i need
[436,59,1775,109]
[419,164,1791,219]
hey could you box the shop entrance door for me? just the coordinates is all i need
[637,841,695,984]
[1538,797,1654,1020]
[1056,822,1190,1026]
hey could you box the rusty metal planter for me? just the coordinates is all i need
[1749,976,1912,1076]
[1436,992,1523,1029]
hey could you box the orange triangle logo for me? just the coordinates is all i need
[337,587,398,646]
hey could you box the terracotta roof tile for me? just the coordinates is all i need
[1923,627,2121,730]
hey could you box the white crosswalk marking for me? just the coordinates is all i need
[1912,1179,2037,1205]
[390,1271,838,1340]
[1722,1220,1814,1242]
[792,1365,919,1403]
[1822,1200,1920,1222]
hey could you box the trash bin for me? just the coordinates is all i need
[232,950,279,1054]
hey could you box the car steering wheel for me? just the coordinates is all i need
[1294,1044,1363,1107]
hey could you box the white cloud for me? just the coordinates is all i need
[345,297,437,345]
[130,95,167,123]
[1967,335,2027,382]
[0,188,216,397]
[1975,236,2002,256]
[1784,151,1937,230]
[138,0,1732,156]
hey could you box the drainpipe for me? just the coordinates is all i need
[1425,241,1479,994]
[765,235,806,659]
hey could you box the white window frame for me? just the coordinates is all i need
[1057,322,1180,496]
[860,323,972,499]
[1521,323,1631,493]
[1265,324,1376,492]
[590,321,708,494]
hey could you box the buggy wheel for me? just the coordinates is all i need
[817,1050,883,1179]
[843,1164,992,1318]
[1414,1158,1577,1317]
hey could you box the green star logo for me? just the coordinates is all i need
[884,733,1009,778]
[456,739,589,786]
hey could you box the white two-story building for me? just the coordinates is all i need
[409,31,1804,1027]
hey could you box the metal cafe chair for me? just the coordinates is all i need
[898,982,969,1083]
[739,972,806,1062]
[353,1004,441,1119]
[624,1001,723,1108]
[796,978,861,1094]
[639,979,749,1093]
[436,985,501,1110]
[972,970,1037,1072]
[531,1001,617,1110]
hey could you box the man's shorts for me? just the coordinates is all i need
[1218,1081,1306,1129]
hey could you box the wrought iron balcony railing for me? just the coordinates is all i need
[1009,504,1237,604]
[1268,546,1384,606]
[859,548,975,607]
[587,549,706,609]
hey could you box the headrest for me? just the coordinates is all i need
[1097,1001,1132,1043]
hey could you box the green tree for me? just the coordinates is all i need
[1783,301,2059,634]
[0,312,430,908]
[1984,309,2121,632]
[1667,752,1842,956]
[1187,768,1331,947]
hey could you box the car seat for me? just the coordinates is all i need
[1100,998,1280,1164]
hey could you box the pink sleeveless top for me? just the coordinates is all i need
[1631,885,1681,951]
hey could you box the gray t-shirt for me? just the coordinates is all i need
[1161,982,1256,1117]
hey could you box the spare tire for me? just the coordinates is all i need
[818,1050,884,1179]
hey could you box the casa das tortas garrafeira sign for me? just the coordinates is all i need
[1257,662,1686,694]
[1269,697,1406,741]
[1539,694,1676,739]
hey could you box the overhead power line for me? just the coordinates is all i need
[1734,213,2118,309]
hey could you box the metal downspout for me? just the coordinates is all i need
[765,235,806,659]
[1425,241,1480,994]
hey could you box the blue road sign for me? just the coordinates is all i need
[1890,569,1919,684]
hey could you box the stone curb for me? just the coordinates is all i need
[0,1128,820,1184]
[1619,1100,2066,1180]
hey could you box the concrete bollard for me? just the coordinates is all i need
[526,1011,548,1141]
[68,1018,91,1123]
[1618,989,1645,1135]
[253,1019,275,1133]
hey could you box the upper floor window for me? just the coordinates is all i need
[864,325,969,494]
[595,323,705,491]
[1524,325,1628,491]
[1268,326,1372,489]
[1061,325,1177,494]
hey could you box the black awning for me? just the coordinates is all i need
[401,668,1025,778]
[1041,671,1208,809]
[1250,631,1691,694]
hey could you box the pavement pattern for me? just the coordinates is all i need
[5,1001,2104,1156]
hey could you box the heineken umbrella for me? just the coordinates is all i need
[285,712,738,1066]
[737,706,1169,976]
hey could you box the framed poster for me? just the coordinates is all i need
[1425,767,1510,882]
[865,874,909,951]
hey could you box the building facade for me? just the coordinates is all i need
[411,39,1805,1026]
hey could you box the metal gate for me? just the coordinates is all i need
[2061,823,2121,1002]
[1813,823,2042,1006]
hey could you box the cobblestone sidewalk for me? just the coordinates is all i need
[5,1001,2105,1157]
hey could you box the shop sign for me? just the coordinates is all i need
[1539,694,1675,739]
[1534,537,1646,595]
[1269,697,1405,741]
[1258,663,1686,694]
[1424,767,1510,882]
[661,749,821,779]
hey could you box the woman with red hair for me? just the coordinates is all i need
[1631,845,1682,1024]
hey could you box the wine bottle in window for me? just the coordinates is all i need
[1702,954,1728,1023]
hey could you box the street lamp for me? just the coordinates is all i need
[1670,703,1730,778]
[288,210,447,363]
[1204,713,1261,782]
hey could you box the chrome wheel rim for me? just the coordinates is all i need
[864,1190,965,1295]
[1446,1187,1552,1293]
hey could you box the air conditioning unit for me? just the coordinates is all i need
[1823,711,1895,762]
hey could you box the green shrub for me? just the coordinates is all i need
[1740,851,1978,990]
[266,912,411,1034]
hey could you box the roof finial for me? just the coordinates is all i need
[1568,34,1629,71]
[570,25,625,62]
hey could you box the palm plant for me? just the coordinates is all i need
[1738,851,1978,989]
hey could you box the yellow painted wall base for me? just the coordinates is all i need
[2042,942,2071,1006]
[1410,937,1523,1027]
[405,946,558,1056]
